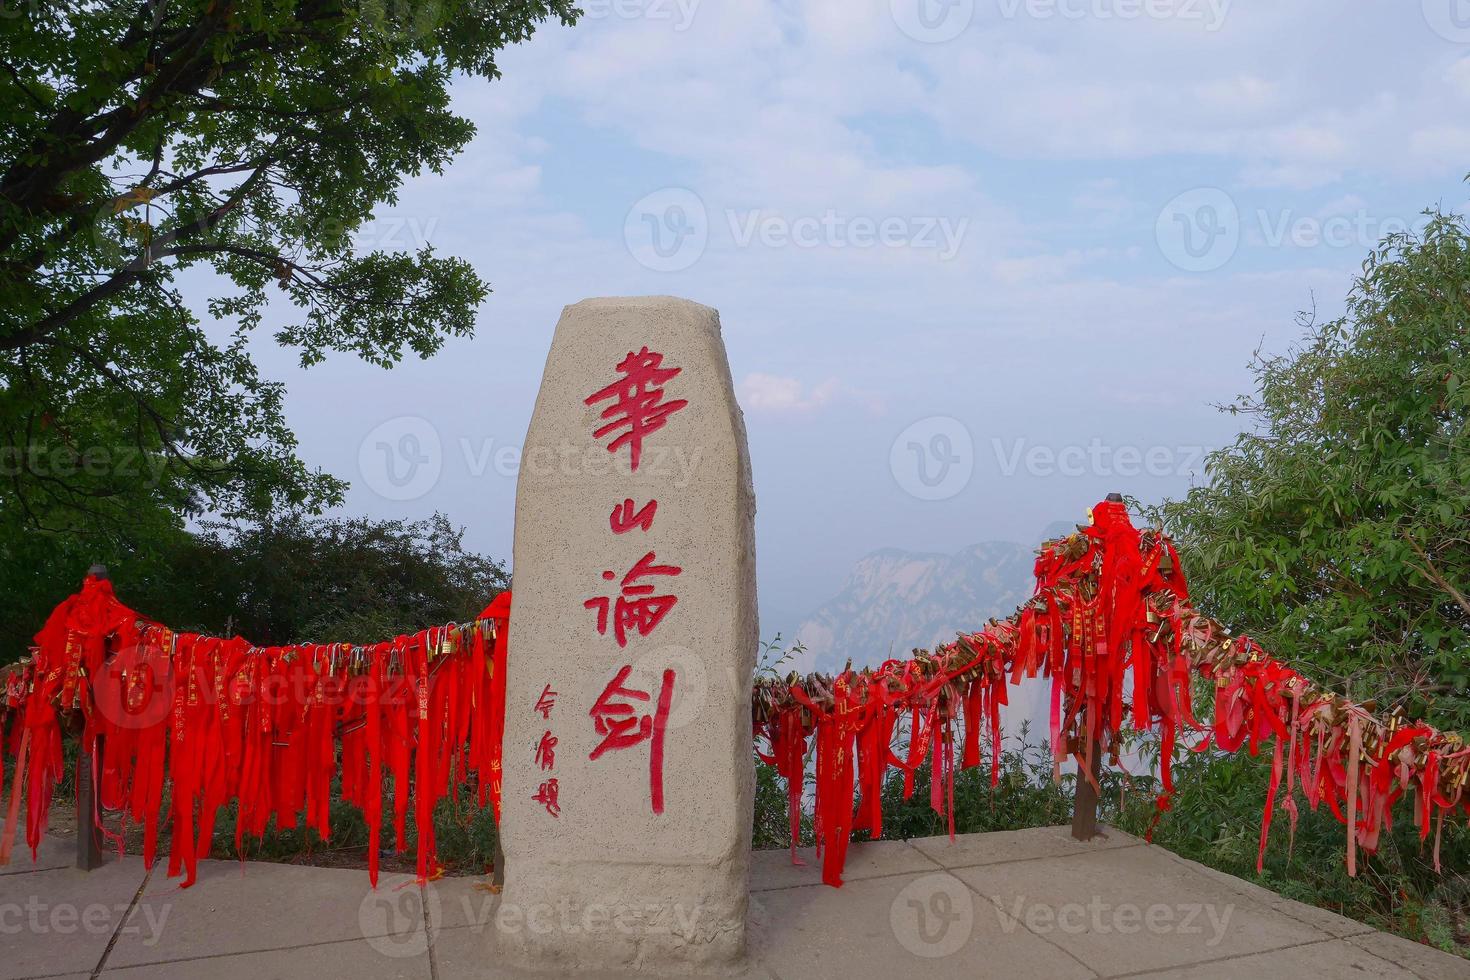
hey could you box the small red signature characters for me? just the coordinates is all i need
[584,552,682,647]
[588,665,676,814]
[532,777,561,818]
[534,730,558,771]
[585,347,688,471]
[533,683,558,720]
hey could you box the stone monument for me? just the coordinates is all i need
[497,296,758,971]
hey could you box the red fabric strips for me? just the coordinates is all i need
[0,577,511,888]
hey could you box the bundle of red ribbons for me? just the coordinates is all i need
[753,498,1469,886]
[0,577,511,887]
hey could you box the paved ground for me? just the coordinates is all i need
[1,823,1465,979]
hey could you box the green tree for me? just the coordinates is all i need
[0,510,505,659]
[0,0,576,539]
[1158,211,1470,731]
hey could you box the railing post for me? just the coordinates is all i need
[76,563,110,871]
[76,737,106,870]
[1070,721,1103,842]
[1070,490,1124,842]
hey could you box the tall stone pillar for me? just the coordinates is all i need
[497,296,757,971]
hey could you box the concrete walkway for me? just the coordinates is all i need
[1,824,1464,979]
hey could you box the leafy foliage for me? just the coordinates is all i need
[0,0,577,539]
[0,511,506,660]
[1154,211,1470,731]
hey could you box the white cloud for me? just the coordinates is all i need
[739,374,841,414]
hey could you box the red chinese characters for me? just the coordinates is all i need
[531,684,560,818]
[583,551,682,647]
[533,683,557,720]
[534,730,557,771]
[588,665,676,814]
[531,778,560,818]
[609,498,657,534]
[584,347,688,471]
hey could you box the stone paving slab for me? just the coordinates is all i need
[106,858,427,968]
[1158,848,1379,939]
[1346,931,1470,980]
[751,870,1096,979]
[908,823,1142,870]
[950,844,1329,976]
[101,935,431,980]
[0,817,71,877]
[430,922,782,979]
[4,825,1466,979]
[750,837,937,890]
[1124,937,1420,979]
[0,858,147,980]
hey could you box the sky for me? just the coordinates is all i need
[242,1,1470,635]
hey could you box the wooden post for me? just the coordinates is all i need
[1070,722,1103,842]
[1071,493,1121,842]
[76,737,106,870]
[76,562,110,871]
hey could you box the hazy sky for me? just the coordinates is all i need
[238,1,1470,634]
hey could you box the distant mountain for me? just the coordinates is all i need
[789,541,1036,676]
[787,521,1078,743]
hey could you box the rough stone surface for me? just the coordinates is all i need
[498,296,758,972]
